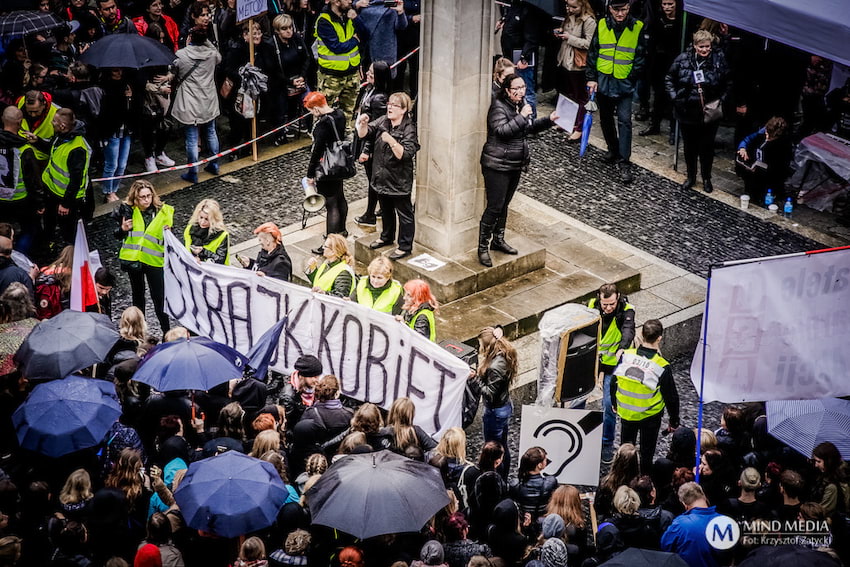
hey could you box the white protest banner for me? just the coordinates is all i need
[519,405,603,486]
[162,231,468,437]
[691,246,850,402]
[236,0,265,22]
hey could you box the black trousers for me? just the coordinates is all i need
[481,167,522,230]
[378,193,415,251]
[127,263,170,332]
[361,159,378,217]
[620,411,663,474]
[317,178,347,235]
[43,193,80,248]
[680,120,721,182]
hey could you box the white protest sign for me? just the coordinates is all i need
[162,231,468,437]
[554,95,579,134]
[236,0,265,22]
[519,405,603,486]
[691,247,850,402]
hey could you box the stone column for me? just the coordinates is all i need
[414,0,494,258]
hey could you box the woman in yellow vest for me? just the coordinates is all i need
[112,179,173,332]
[305,233,354,298]
[183,198,230,265]
[397,279,437,341]
[352,256,403,315]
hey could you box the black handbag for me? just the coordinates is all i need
[316,116,356,181]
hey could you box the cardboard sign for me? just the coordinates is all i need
[237,0,266,22]
[519,405,603,486]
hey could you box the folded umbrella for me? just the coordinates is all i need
[133,336,248,392]
[14,310,119,380]
[174,451,288,538]
[80,32,175,69]
[766,398,850,458]
[580,92,597,157]
[0,10,64,37]
[13,375,122,458]
[306,449,450,539]
[244,317,288,381]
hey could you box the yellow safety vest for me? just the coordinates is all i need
[408,307,436,342]
[355,276,402,313]
[17,100,59,161]
[183,223,231,265]
[0,146,26,201]
[42,135,91,200]
[596,19,643,79]
[119,204,175,268]
[588,298,635,366]
[314,12,360,73]
[313,259,354,293]
[614,348,668,422]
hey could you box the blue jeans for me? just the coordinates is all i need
[516,65,537,120]
[602,373,616,445]
[597,93,633,162]
[184,121,219,176]
[483,401,512,478]
[101,134,132,194]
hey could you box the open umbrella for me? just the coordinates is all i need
[79,33,175,69]
[244,317,288,381]
[12,375,122,458]
[580,92,597,157]
[133,336,248,392]
[0,11,64,37]
[600,548,688,567]
[174,451,288,538]
[738,544,840,567]
[523,0,561,17]
[14,311,119,380]
[0,318,38,376]
[766,398,850,458]
[306,450,451,539]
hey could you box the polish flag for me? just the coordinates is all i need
[71,219,98,312]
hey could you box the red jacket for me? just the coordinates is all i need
[133,15,179,52]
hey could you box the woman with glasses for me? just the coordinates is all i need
[478,74,557,267]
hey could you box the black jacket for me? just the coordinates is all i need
[353,85,388,156]
[250,244,292,282]
[307,258,354,298]
[591,295,635,374]
[0,256,33,298]
[307,109,347,178]
[612,346,680,428]
[478,353,511,409]
[0,129,42,208]
[509,473,558,523]
[403,302,435,339]
[267,33,311,91]
[480,94,552,172]
[362,114,419,196]
[38,120,89,209]
[500,0,548,63]
[665,45,731,124]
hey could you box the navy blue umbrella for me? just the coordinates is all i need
[580,92,597,157]
[79,32,175,69]
[245,317,288,381]
[133,336,248,392]
[174,451,288,538]
[13,375,122,458]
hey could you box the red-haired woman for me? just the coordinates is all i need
[398,279,437,341]
[238,222,292,281]
[304,91,348,254]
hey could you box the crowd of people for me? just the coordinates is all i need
[1,0,850,566]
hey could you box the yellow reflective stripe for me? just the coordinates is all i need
[598,43,616,49]
[142,233,164,247]
[617,386,656,399]
[128,231,145,238]
[618,46,636,53]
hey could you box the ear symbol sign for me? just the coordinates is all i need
[533,419,584,477]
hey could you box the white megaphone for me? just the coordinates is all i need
[301,177,325,213]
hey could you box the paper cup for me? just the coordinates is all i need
[768,204,779,215]
[740,195,750,210]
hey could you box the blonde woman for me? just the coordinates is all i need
[384,397,437,454]
[474,326,518,477]
[183,198,230,265]
[112,179,173,331]
[305,233,354,298]
[352,256,403,315]
[555,0,596,139]
[249,429,283,458]
[59,469,94,523]
[114,306,148,355]
[492,57,515,96]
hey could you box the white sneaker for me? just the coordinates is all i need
[144,156,156,172]
[156,153,176,167]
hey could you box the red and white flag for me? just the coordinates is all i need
[70,219,98,311]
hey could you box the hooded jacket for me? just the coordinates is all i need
[171,41,221,125]
[486,499,528,567]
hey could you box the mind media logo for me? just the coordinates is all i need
[706,515,740,550]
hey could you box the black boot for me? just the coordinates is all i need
[491,226,518,254]
[478,221,494,267]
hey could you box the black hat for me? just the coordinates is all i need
[608,0,630,7]
[294,354,322,377]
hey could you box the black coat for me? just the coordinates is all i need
[307,109,347,179]
[665,45,731,125]
[251,244,292,282]
[363,114,419,196]
[480,94,552,172]
[266,33,311,91]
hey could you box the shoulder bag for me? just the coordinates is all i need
[316,116,356,181]
[698,85,722,123]
[573,18,588,68]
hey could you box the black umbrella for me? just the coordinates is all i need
[13,311,119,380]
[523,0,561,17]
[738,545,841,567]
[600,548,689,567]
[306,450,450,539]
[79,33,175,69]
[0,11,65,37]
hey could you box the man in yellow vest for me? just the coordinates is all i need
[613,318,679,472]
[17,90,59,164]
[40,108,91,246]
[586,0,646,185]
[315,0,366,124]
[0,106,43,256]
[588,282,635,464]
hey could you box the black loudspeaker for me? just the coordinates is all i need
[556,323,599,402]
[438,339,478,368]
